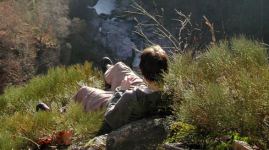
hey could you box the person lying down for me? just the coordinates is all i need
[73,45,170,130]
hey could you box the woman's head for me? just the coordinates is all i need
[139,45,168,82]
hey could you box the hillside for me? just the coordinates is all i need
[0,0,72,93]
[1,0,269,149]
[0,37,268,149]
[0,62,105,149]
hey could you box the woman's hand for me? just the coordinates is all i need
[120,75,137,90]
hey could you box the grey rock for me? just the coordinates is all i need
[106,118,171,150]
[98,20,136,59]
[113,0,134,16]
[84,134,107,150]
[81,118,172,150]
[163,143,187,150]
[233,140,253,150]
[87,0,99,7]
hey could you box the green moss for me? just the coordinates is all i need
[166,121,196,143]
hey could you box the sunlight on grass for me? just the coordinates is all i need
[0,62,104,149]
[165,36,269,148]
[1,36,269,149]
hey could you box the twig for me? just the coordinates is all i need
[131,3,180,49]
[129,2,196,53]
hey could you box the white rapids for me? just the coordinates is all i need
[92,0,116,15]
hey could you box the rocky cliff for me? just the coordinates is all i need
[1,0,269,93]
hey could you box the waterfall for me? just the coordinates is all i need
[92,0,116,15]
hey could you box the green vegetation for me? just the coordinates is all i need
[1,36,269,149]
[0,62,104,149]
[165,36,269,148]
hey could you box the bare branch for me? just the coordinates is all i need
[203,16,216,45]
[129,2,200,53]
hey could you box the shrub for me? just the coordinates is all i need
[165,36,269,147]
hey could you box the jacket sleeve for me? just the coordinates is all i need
[104,90,138,129]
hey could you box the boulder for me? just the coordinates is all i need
[83,117,172,150]
[232,140,253,150]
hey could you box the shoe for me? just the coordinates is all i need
[36,102,50,112]
[101,57,113,74]
[59,106,67,113]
